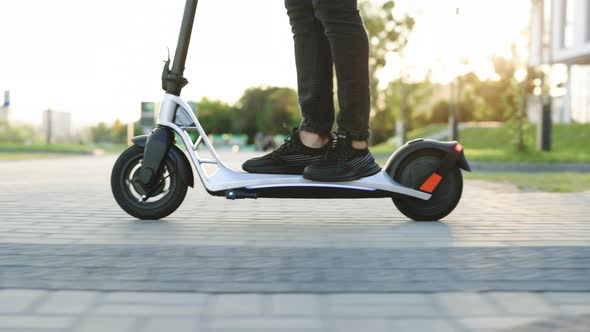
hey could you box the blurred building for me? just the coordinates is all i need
[529,0,590,123]
[42,109,72,144]
[0,91,11,125]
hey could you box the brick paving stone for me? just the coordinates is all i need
[0,316,74,329]
[325,319,394,332]
[212,294,263,315]
[102,292,206,304]
[394,319,459,332]
[0,290,47,314]
[327,303,440,317]
[94,304,201,316]
[500,315,590,332]
[435,293,501,316]
[458,317,546,331]
[490,293,555,315]
[144,317,197,332]
[75,317,137,332]
[327,293,429,304]
[209,318,323,330]
[36,290,98,314]
[559,305,590,315]
[270,294,320,315]
[543,293,590,304]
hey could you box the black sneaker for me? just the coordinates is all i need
[242,129,327,175]
[303,133,381,182]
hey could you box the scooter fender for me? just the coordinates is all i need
[131,132,194,188]
[384,138,471,178]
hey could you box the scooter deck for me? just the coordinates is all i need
[204,169,432,200]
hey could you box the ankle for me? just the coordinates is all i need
[299,130,330,149]
[352,140,368,150]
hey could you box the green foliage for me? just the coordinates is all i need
[360,0,414,90]
[91,122,116,144]
[387,78,434,130]
[460,124,590,162]
[465,172,590,193]
[370,78,434,144]
[90,119,128,144]
[0,123,40,144]
[359,0,415,144]
[0,153,80,160]
[236,86,299,141]
[399,52,542,151]
[0,142,127,157]
[112,119,127,143]
[452,54,541,151]
[370,107,396,145]
[429,98,477,124]
[371,123,446,154]
[454,56,539,122]
[257,88,299,135]
[0,143,92,153]
[196,98,240,134]
[373,124,590,163]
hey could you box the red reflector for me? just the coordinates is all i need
[419,173,443,193]
[454,143,464,153]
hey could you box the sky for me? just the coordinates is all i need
[0,0,530,128]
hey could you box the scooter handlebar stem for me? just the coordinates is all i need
[163,0,199,96]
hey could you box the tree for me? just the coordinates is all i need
[88,120,129,144]
[0,123,39,144]
[90,122,115,144]
[447,50,539,150]
[196,98,239,134]
[257,88,299,135]
[375,78,433,143]
[457,55,525,123]
[360,0,415,144]
[236,86,299,141]
[429,99,476,125]
[112,119,127,143]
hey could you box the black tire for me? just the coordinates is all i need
[391,149,463,221]
[111,145,188,220]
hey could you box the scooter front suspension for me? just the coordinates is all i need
[139,126,174,187]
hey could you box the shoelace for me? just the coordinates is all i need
[271,129,299,156]
[324,133,355,161]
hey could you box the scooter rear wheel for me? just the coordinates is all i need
[391,149,463,221]
[111,145,188,220]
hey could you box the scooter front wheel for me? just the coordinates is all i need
[391,149,463,221]
[111,145,188,220]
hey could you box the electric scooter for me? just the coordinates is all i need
[111,0,471,221]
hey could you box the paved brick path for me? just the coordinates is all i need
[0,153,589,331]
[1,289,589,332]
[1,244,589,293]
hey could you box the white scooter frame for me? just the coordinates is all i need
[156,93,432,201]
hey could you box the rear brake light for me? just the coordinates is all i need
[454,143,464,153]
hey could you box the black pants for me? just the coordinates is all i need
[285,0,371,140]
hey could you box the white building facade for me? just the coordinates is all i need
[529,0,590,123]
[42,109,72,144]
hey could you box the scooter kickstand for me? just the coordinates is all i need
[225,190,258,200]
